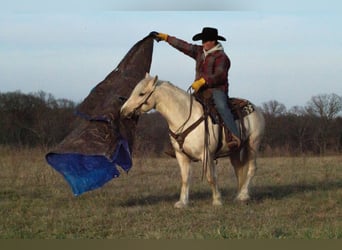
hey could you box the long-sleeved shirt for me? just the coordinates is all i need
[167,35,231,94]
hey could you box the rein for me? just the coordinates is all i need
[173,86,194,134]
[168,87,211,180]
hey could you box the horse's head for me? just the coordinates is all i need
[120,73,158,118]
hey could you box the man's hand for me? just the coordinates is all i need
[191,78,206,92]
[149,31,168,42]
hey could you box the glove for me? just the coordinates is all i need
[149,31,168,42]
[191,77,206,92]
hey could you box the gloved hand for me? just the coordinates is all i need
[191,77,206,92]
[149,31,168,42]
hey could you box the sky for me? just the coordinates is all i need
[1,1,342,108]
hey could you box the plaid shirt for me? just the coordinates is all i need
[167,36,230,94]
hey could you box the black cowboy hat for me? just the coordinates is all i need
[192,27,226,42]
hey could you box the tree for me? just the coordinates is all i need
[305,93,342,120]
[261,100,287,118]
[305,93,342,155]
[0,91,76,147]
[133,112,169,156]
[259,100,287,154]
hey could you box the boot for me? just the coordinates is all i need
[225,126,241,150]
[227,133,241,150]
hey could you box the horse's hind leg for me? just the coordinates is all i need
[230,146,257,202]
[231,109,264,202]
[174,152,192,208]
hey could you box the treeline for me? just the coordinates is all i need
[0,91,76,147]
[0,91,341,156]
[261,94,342,155]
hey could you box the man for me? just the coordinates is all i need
[151,27,240,148]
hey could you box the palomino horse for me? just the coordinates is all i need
[120,73,265,208]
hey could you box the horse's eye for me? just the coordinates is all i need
[139,93,145,97]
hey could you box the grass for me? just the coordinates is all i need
[0,146,341,239]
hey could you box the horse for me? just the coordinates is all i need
[120,73,265,208]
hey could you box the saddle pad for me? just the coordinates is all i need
[229,98,255,120]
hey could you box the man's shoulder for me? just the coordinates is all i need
[211,50,230,59]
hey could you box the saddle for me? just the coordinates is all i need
[193,91,255,147]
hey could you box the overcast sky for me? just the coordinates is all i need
[1,1,342,108]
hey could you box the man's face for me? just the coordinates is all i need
[202,40,216,51]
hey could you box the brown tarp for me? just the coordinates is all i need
[46,35,154,196]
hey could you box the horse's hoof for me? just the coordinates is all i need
[235,198,250,205]
[236,193,250,202]
[174,201,188,209]
[213,200,223,206]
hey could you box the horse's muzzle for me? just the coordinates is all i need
[120,106,138,119]
[120,106,131,118]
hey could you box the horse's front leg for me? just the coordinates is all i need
[206,156,222,206]
[174,152,192,208]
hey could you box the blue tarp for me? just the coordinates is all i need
[46,139,132,196]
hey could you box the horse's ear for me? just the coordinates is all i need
[146,74,157,90]
[153,75,158,85]
[145,72,150,79]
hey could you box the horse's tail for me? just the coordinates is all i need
[245,106,265,157]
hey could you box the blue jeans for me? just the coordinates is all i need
[212,89,239,137]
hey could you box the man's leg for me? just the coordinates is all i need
[212,89,240,147]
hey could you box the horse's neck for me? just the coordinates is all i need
[154,82,202,131]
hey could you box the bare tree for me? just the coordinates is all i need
[305,93,342,120]
[289,105,306,116]
[305,93,342,155]
[261,100,287,117]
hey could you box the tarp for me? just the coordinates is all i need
[46,35,154,196]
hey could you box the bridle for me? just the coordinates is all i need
[130,86,156,117]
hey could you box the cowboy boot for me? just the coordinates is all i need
[225,127,241,150]
[230,133,241,149]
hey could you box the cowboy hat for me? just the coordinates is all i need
[192,27,226,42]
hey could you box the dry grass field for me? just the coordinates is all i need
[0,146,341,239]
